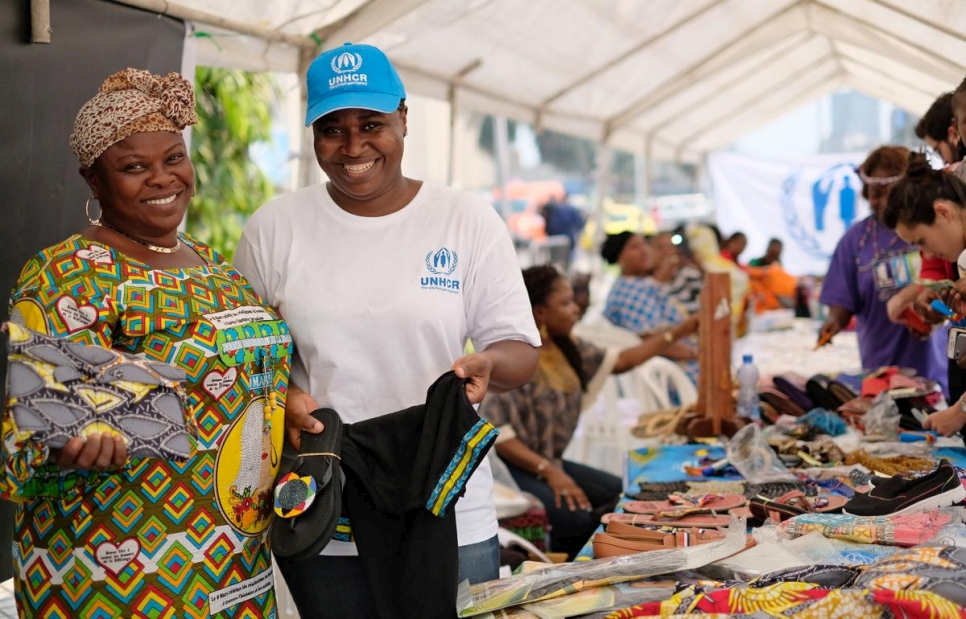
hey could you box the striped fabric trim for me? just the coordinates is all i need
[427,419,498,516]
[333,515,353,542]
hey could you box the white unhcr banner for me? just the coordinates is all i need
[709,151,868,276]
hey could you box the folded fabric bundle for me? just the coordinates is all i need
[779,509,954,546]
[608,582,964,618]
[3,321,191,461]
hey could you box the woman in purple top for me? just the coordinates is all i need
[818,145,948,394]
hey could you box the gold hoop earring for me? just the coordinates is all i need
[85,196,101,225]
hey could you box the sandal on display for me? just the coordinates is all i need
[759,387,807,418]
[270,408,345,560]
[773,373,815,413]
[748,490,848,524]
[806,374,846,411]
[592,522,725,558]
[623,493,747,517]
[601,511,732,528]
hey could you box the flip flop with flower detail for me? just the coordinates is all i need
[601,511,732,528]
[623,493,747,517]
[748,490,847,524]
[270,408,345,560]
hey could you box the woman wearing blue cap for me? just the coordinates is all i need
[234,43,540,617]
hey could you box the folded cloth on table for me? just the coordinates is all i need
[854,544,966,608]
[778,509,954,546]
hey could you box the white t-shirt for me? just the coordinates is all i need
[233,181,540,554]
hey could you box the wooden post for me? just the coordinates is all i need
[688,271,742,438]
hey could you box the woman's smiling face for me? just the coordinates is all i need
[312,106,408,213]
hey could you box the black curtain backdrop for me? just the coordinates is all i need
[0,0,185,582]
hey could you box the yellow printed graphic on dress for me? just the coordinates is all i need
[10,299,49,334]
[213,395,284,536]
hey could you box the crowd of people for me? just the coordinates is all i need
[6,34,966,619]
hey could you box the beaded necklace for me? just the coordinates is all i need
[854,215,905,272]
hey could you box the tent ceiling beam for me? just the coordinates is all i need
[812,0,966,73]
[686,70,843,156]
[866,0,966,45]
[605,0,804,133]
[676,61,841,157]
[537,0,726,110]
[835,46,944,100]
[313,0,434,49]
[697,75,843,155]
[633,33,814,135]
[672,56,839,148]
[111,0,317,49]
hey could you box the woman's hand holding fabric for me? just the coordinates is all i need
[543,467,591,512]
[284,383,323,450]
[55,433,127,471]
[452,352,493,404]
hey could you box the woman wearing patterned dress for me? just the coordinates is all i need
[479,265,698,559]
[1,68,290,618]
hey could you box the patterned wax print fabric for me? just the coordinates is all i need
[855,544,966,608]
[602,275,698,384]
[819,214,948,392]
[2,235,291,619]
[604,582,966,618]
[779,509,953,547]
[479,337,607,465]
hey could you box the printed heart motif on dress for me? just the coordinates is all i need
[203,367,238,399]
[75,245,113,265]
[94,538,140,575]
[55,296,98,333]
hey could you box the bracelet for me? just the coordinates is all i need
[662,329,674,344]
[534,459,550,480]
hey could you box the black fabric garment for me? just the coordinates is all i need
[339,371,497,619]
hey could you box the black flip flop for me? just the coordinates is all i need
[271,408,344,561]
[806,374,843,411]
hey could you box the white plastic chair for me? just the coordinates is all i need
[628,356,698,411]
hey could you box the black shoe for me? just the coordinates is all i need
[842,460,966,517]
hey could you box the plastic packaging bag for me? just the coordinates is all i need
[864,391,901,439]
[726,423,795,483]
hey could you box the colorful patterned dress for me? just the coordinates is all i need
[2,235,291,619]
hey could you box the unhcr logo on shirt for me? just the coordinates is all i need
[329,52,367,89]
[421,247,461,293]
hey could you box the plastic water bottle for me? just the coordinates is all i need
[736,354,761,422]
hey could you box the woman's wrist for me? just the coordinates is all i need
[534,458,550,480]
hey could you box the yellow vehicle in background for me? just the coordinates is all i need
[579,198,657,250]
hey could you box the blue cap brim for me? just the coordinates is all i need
[304,92,403,126]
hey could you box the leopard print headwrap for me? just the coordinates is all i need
[69,68,197,167]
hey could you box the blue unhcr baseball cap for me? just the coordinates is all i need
[304,42,407,126]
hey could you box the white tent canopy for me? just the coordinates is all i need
[122,0,966,164]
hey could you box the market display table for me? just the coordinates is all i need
[575,442,966,561]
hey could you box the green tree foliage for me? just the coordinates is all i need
[189,67,277,258]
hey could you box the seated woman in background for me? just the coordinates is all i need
[649,230,704,315]
[479,265,698,559]
[601,231,698,383]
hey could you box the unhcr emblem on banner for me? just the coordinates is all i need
[781,163,863,259]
